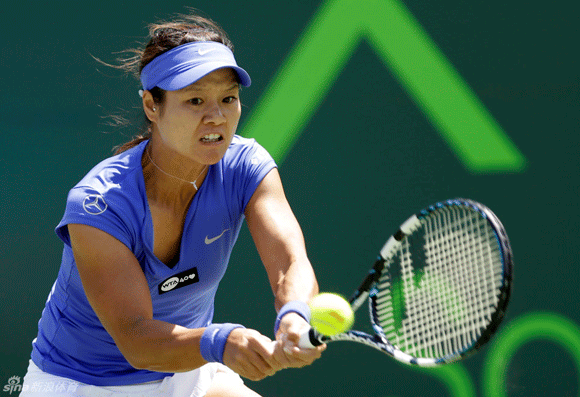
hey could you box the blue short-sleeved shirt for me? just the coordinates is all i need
[31,136,276,386]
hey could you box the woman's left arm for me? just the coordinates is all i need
[245,168,325,363]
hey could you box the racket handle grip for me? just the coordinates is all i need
[298,328,324,348]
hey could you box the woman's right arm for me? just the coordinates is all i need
[68,223,282,380]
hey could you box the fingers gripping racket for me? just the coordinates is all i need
[299,198,513,366]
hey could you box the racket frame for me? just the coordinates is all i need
[302,198,513,366]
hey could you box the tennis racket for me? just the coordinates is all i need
[299,198,512,366]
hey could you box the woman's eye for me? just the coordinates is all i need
[223,96,238,104]
[189,98,203,105]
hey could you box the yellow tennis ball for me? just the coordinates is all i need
[308,293,354,336]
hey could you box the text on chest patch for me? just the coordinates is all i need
[158,267,199,294]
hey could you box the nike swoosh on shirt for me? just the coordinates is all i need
[205,229,230,245]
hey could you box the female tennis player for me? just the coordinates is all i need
[21,13,324,397]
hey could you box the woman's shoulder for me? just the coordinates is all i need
[227,134,257,153]
[63,141,149,216]
[223,135,272,167]
[74,141,148,195]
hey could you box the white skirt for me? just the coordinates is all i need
[19,360,243,397]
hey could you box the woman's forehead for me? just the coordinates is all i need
[183,69,239,91]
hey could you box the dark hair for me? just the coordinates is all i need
[108,12,234,154]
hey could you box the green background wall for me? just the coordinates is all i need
[2,1,579,396]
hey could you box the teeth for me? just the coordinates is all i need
[202,134,221,142]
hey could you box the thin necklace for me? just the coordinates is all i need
[146,146,207,191]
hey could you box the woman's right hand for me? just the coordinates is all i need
[222,328,290,381]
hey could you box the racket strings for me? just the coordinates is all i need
[374,206,504,359]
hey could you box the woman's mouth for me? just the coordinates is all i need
[200,133,223,143]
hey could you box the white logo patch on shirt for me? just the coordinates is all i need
[158,267,199,294]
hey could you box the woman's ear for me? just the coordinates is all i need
[142,90,159,123]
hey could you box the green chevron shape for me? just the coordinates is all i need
[240,0,527,173]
